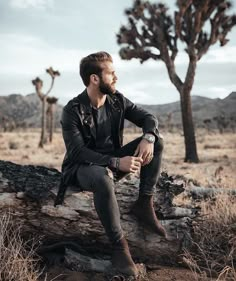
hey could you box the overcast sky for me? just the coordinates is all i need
[0,0,236,105]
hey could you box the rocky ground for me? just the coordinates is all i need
[0,129,235,280]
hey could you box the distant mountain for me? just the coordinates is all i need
[0,93,62,128]
[139,92,236,128]
[0,92,235,129]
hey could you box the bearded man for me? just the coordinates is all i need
[55,51,167,277]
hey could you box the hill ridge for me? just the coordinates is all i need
[0,92,235,128]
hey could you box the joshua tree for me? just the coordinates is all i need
[166,112,173,132]
[203,118,212,134]
[46,96,58,142]
[117,0,236,162]
[214,113,229,134]
[32,67,60,148]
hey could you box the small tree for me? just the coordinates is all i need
[214,113,229,134]
[32,67,60,148]
[117,0,236,162]
[46,96,58,142]
[203,118,212,134]
[166,112,173,132]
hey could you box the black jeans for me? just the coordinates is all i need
[76,136,164,243]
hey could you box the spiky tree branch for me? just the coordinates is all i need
[117,0,236,162]
[32,67,60,147]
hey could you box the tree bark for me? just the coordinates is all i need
[47,103,54,143]
[0,160,198,267]
[180,89,199,163]
[186,185,236,200]
[39,96,47,148]
[163,48,199,163]
[179,55,199,163]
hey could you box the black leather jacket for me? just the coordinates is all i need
[61,89,159,186]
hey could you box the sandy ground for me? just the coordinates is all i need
[0,129,235,189]
[43,265,201,281]
[0,129,235,280]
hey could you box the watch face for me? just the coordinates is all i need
[144,134,155,143]
[149,135,155,142]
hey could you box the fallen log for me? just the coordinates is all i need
[0,160,198,272]
[185,185,236,200]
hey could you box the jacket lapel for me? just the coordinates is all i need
[77,90,122,145]
[78,90,96,140]
[106,94,122,148]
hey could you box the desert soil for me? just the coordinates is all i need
[0,129,235,280]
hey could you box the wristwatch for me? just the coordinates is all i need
[142,133,155,143]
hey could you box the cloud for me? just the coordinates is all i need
[174,45,236,66]
[201,46,236,64]
[0,32,235,105]
[0,33,91,75]
[9,0,54,10]
[0,33,166,77]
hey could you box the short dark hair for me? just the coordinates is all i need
[79,51,113,86]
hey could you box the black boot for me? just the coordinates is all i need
[112,237,138,277]
[131,194,167,238]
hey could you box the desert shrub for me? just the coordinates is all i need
[184,194,236,280]
[8,141,19,150]
[0,212,42,281]
[204,145,221,149]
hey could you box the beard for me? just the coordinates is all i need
[98,77,116,96]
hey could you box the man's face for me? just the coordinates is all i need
[98,61,117,95]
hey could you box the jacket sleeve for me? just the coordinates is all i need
[61,106,112,166]
[123,96,160,138]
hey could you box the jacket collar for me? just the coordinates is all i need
[77,89,120,114]
[77,89,92,115]
[75,89,121,145]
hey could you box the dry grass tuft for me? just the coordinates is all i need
[0,211,43,281]
[8,141,19,150]
[204,145,221,150]
[184,194,236,280]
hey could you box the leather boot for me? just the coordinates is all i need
[112,237,138,277]
[131,194,167,238]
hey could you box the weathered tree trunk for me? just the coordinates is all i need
[186,185,236,200]
[39,96,47,148]
[0,160,198,268]
[180,89,199,163]
[164,53,199,163]
[46,97,58,143]
[49,104,54,143]
[47,103,53,143]
[179,56,199,163]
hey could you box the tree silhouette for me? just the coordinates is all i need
[46,96,58,142]
[203,118,212,134]
[32,67,60,148]
[117,0,236,162]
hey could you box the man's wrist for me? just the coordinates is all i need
[142,133,155,143]
[109,157,120,171]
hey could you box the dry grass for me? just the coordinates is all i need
[0,129,235,189]
[0,130,64,170]
[0,211,43,281]
[183,194,236,280]
[161,130,236,189]
[0,129,235,280]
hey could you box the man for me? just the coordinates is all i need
[55,51,167,277]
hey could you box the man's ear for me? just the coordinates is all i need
[90,74,99,85]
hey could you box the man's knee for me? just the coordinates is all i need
[154,135,164,153]
[92,166,115,195]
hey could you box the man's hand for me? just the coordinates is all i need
[134,139,154,166]
[119,156,143,173]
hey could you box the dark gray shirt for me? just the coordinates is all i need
[92,103,114,154]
